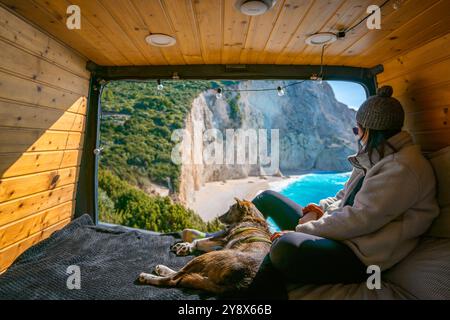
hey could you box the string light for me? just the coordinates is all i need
[215,80,307,97]
[155,79,312,98]
[216,88,223,99]
[157,79,164,91]
[310,74,323,83]
[277,86,285,96]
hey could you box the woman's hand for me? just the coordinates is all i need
[270,230,293,242]
[298,211,318,225]
[301,203,324,221]
[302,203,323,215]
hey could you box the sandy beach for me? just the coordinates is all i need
[189,175,300,221]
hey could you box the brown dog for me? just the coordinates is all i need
[138,198,271,295]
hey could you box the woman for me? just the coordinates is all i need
[247,85,440,299]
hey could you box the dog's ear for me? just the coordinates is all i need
[234,197,243,207]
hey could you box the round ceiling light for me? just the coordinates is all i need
[145,33,176,47]
[305,32,337,46]
[235,0,276,16]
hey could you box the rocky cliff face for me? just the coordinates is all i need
[179,80,358,206]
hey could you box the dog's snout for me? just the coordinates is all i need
[218,210,230,223]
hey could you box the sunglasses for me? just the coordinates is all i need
[352,127,359,135]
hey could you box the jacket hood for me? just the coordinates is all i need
[348,131,415,171]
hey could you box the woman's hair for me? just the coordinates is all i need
[357,124,400,165]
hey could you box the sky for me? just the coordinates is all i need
[327,81,367,110]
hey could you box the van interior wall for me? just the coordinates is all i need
[378,33,450,152]
[0,6,89,272]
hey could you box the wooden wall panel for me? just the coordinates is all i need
[378,33,450,152]
[0,217,71,272]
[0,184,77,227]
[0,201,73,249]
[0,6,89,272]
[0,167,78,203]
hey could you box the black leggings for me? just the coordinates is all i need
[247,190,367,298]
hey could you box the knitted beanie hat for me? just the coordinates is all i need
[356,85,405,130]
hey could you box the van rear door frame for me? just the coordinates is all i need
[75,63,383,223]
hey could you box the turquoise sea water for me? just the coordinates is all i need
[266,171,351,232]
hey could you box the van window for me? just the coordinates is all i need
[98,80,367,232]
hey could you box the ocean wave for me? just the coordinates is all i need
[268,174,311,192]
[268,171,351,192]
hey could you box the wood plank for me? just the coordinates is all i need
[413,129,450,152]
[89,0,182,65]
[0,100,85,131]
[0,167,78,203]
[3,0,115,66]
[222,0,251,64]
[192,0,223,64]
[351,0,450,67]
[162,0,204,64]
[378,33,450,83]
[405,107,449,132]
[325,0,431,65]
[275,0,342,64]
[0,128,83,153]
[30,0,128,65]
[0,217,71,272]
[0,149,82,178]
[0,3,89,78]
[129,0,186,65]
[391,82,450,113]
[0,38,89,95]
[0,201,73,248]
[378,59,450,100]
[240,0,284,64]
[294,0,385,65]
[257,0,312,64]
[327,0,416,65]
[70,0,148,66]
[0,71,87,115]
[0,184,76,227]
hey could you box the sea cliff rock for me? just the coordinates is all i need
[179,80,358,206]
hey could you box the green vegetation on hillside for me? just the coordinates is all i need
[98,169,222,233]
[101,80,214,190]
[98,80,228,232]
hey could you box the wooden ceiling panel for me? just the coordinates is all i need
[256,0,313,64]
[0,0,114,65]
[0,0,448,67]
[96,0,173,64]
[317,0,391,65]
[69,0,148,65]
[239,0,284,64]
[162,0,204,64]
[222,0,251,64]
[348,0,450,66]
[32,0,131,65]
[274,0,343,64]
[192,0,223,64]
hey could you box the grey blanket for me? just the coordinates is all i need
[0,215,214,300]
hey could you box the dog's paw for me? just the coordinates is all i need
[139,272,156,284]
[154,264,175,277]
[170,242,194,256]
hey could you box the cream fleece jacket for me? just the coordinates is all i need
[295,131,440,270]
